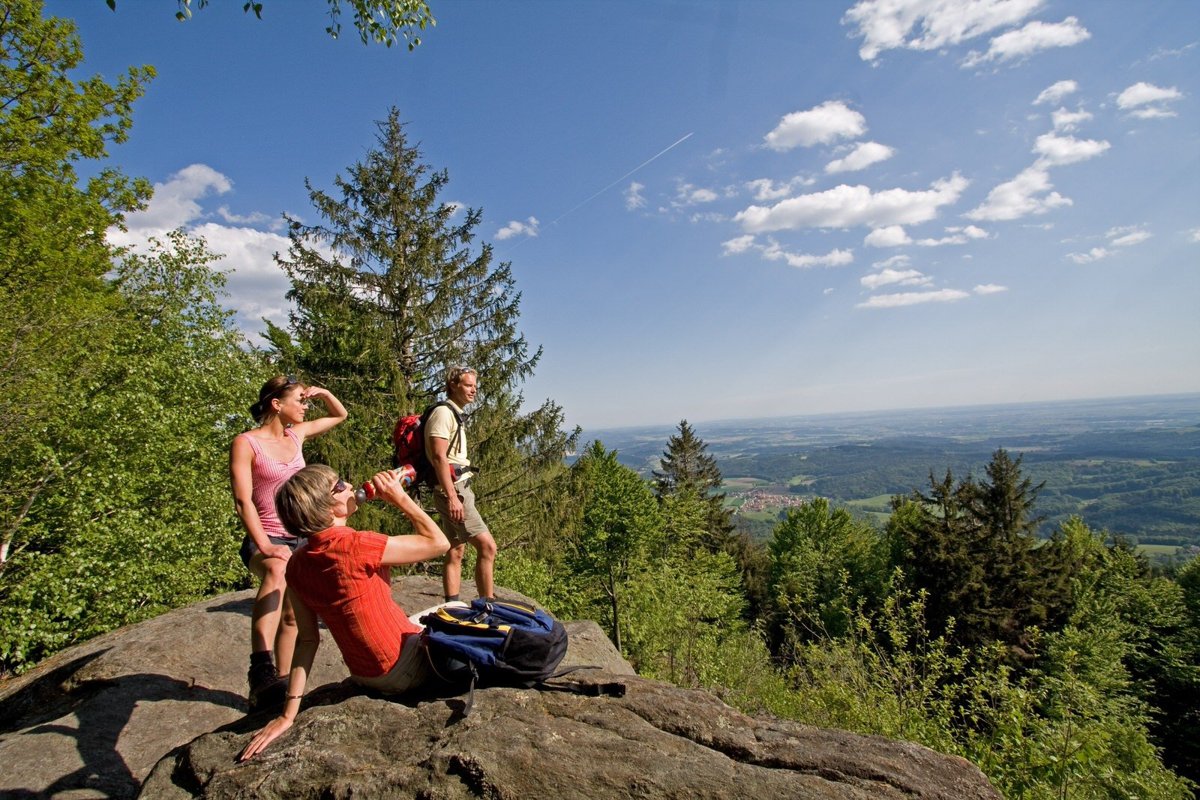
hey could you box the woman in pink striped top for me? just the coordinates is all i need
[230,375,347,709]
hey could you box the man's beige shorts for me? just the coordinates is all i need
[433,482,488,546]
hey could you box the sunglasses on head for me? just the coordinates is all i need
[265,375,299,401]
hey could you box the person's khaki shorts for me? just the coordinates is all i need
[432,482,488,546]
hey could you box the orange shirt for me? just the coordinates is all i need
[285,526,421,677]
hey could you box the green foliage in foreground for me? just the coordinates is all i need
[496,448,1199,799]
[0,233,259,670]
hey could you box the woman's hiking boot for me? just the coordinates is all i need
[247,654,286,711]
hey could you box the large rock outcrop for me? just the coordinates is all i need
[0,577,1000,799]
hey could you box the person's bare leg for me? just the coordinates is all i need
[472,532,497,600]
[273,594,298,676]
[443,543,466,600]
[249,554,287,653]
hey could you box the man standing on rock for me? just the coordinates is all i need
[426,366,497,604]
[239,464,451,760]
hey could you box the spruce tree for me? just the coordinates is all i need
[270,108,576,537]
[653,420,733,550]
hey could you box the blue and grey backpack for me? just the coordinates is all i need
[420,598,576,714]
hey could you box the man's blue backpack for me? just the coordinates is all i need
[420,599,571,714]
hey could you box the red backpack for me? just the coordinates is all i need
[391,402,462,486]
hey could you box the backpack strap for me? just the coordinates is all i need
[537,666,626,698]
[422,400,466,462]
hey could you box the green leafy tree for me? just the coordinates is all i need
[0,232,260,671]
[767,498,888,650]
[566,442,663,652]
[106,0,435,49]
[270,108,576,539]
[622,487,748,682]
[0,0,152,573]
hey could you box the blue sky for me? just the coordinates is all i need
[54,1,1199,430]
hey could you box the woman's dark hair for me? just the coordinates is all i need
[275,465,337,538]
[249,375,301,423]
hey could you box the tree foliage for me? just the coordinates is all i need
[653,420,733,550]
[0,0,151,575]
[889,450,1063,658]
[564,442,663,652]
[0,232,260,671]
[269,108,576,538]
[106,0,435,49]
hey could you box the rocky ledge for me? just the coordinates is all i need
[0,577,999,799]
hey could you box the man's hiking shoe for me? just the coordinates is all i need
[247,661,286,711]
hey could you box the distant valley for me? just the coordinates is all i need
[586,393,1200,557]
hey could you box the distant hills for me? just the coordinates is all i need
[587,393,1200,550]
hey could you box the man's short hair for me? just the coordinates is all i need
[275,464,337,538]
[446,366,476,392]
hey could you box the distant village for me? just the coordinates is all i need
[731,489,809,514]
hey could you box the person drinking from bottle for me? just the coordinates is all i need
[238,465,451,761]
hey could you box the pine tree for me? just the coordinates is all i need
[892,451,1055,660]
[270,108,576,537]
[652,420,733,551]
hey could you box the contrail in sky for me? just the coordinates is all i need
[548,131,695,226]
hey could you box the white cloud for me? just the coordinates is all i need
[764,101,866,151]
[871,254,912,269]
[973,283,1008,294]
[1116,82,1183,118]
[736,173,968,233]
[108,164,296,340]
[495,216,540,240]
[1128,106,1180,120]
[745,176,813,201]
[962,17,1091,67]
[1065,226,1152,263]
[861,268,931,289]
[625,182,646,210]
[966,166,1070,221]
[826,141,896,173]
[119,163,233,232]
[1033,133,1111,167]
[857,288,970,308]
[915,224,992,246]
[1189,228,1200,243]
[865,225,911,247]
[843,0,1043,61]
[673,182,720,207]
[760,240,855,269]
[1146,42,1198,62]
[217,206,274,226]
[1108,226,1151,247]
[1050,107,1092,131]
[1067,246,1110,264]
[869,223,990,248]
[722,234,757,255]
[1034,79,1078,105]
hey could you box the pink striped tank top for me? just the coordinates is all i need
[240,428,306,539]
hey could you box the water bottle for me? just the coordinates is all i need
[354,465,417,503]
